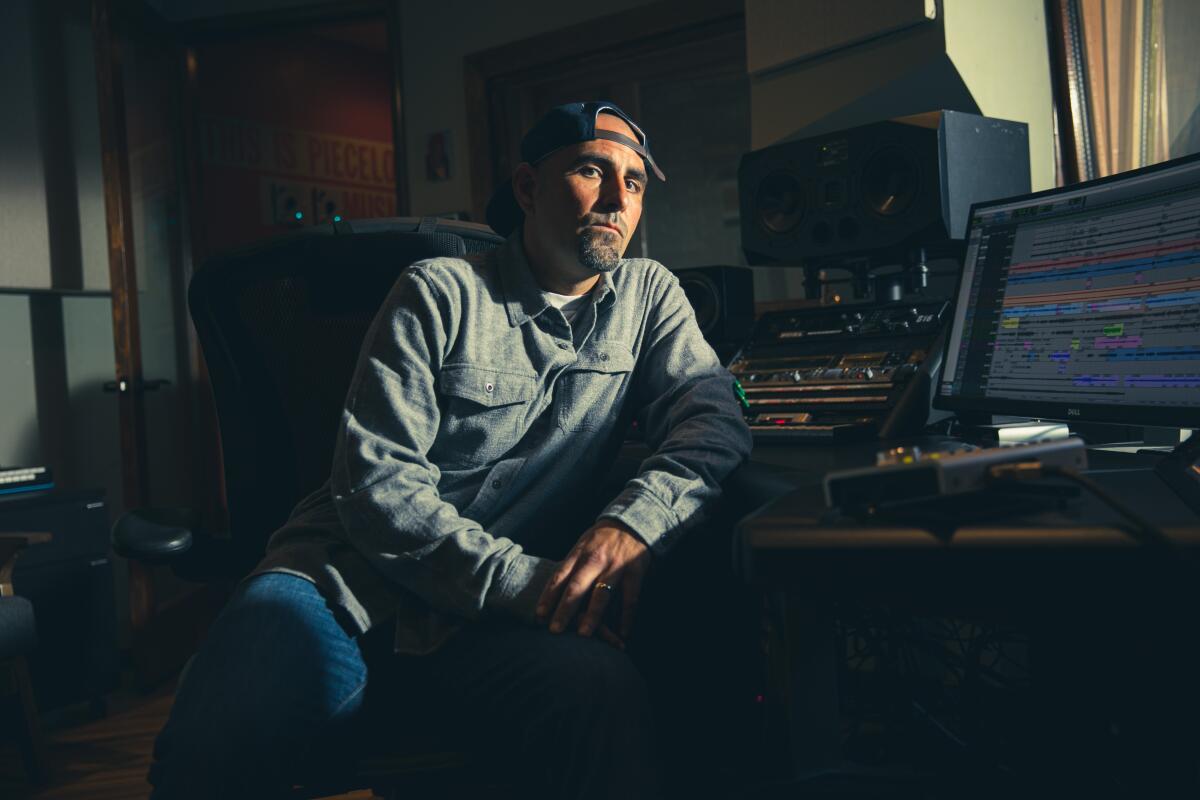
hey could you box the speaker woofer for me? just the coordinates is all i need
[740,112,1030,266]
[756,172,805,234]
[674,266,755,364]
[862,146,919,217]
[678,273,721,335]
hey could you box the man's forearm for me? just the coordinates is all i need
[602,380,752,553]
[334,477,557,623]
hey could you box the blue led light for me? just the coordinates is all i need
[333,215,342,222]
[294,211,303,220]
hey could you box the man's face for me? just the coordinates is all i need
[515,113,648,275]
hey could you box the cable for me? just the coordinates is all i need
[986,461,1174,551]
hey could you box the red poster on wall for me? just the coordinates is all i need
[193,20,395,256]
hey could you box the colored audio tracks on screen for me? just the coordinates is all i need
[953,177,1200,408]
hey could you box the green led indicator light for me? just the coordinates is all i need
[333,215,342,222]
[294,211,303,220]
[732,379,749,410]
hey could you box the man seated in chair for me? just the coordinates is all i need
[149,102,753,799]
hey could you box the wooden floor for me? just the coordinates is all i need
[0,685,374,799]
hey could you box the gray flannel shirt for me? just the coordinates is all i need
[254,233,752,654]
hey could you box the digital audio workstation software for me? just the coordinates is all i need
[938,154,1200,423]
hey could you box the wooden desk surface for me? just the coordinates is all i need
[740,442,1200,547]
[735,443,1200,603]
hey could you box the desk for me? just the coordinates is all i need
[735,443,1200,792]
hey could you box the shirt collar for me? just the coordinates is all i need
[499,232,619,327]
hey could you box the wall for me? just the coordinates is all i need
[941,0,1054,191]
[0,0,53,290]
[0,0,46,470]
[66,14,111,291]
[0,297,40,468]
[0,0,126,576]
[0,0,118,485]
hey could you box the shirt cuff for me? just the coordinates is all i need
[489,553,558,625]
[598,486,682,556]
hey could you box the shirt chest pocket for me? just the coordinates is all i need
[556,346,635,432]
[435,364,536,467]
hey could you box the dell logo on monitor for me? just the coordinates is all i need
[1067,408,1081,417]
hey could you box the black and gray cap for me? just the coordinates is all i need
[485,100,666,237]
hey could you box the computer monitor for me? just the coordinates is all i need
[935,152,1200,429]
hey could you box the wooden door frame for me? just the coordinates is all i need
[92,0,153,631]
[94,0,220,688]
[463,0,745,224]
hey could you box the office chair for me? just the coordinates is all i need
[113,217,505,798]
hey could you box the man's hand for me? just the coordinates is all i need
[536,519,651,646]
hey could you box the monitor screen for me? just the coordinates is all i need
[936,153,1200,428]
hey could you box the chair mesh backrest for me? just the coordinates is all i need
[189,218,503,555]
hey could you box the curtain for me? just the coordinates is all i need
[1056,0,1200,180]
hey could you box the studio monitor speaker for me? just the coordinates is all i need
[674,266,754,363]
[739,110,1030,265]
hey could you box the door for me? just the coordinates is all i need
[184,10,406,258]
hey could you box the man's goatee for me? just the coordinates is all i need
[578,230,621,272]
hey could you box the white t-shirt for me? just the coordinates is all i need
[545,290,590,324]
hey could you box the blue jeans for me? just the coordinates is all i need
[148,574,373,797]
[148,572,661,799]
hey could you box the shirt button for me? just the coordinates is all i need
[599,352,609,361]
[485,382,494,393]
[491,479,503,489]
[556,342,570,350]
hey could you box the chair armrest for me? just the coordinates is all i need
[112,508,198,564]
[112,509,261,583]
[0,533,52,597]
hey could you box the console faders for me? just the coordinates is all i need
[729,301,950,441]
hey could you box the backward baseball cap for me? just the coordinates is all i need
[485,101,666,237]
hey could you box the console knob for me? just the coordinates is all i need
[792,370,803,382]
[864,368,875,379]
[876,446,923,466]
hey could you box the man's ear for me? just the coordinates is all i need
[512,163,537,215]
